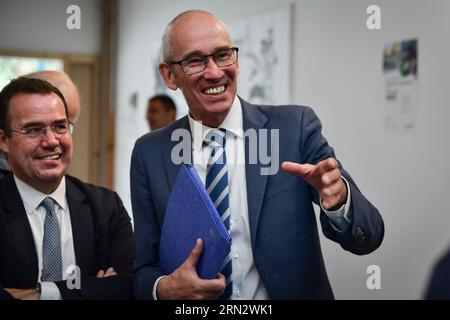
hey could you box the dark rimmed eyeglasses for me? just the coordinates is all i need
[169,47,239,75]
[8,121,74,140]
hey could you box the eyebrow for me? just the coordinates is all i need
[180,46,233,61]
[20,118,68,128]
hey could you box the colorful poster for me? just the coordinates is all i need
[383,39,418,132]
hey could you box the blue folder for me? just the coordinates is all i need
[159,164,232,279]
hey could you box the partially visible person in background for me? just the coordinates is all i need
[25,71,81,125]
[0,71,80,178]
[424,247,450,299]
[146,94,176,131]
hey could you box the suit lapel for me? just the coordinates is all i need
[240,98,269,250]
[162,116,192,191]
[162,101,269,251]
[66,178,95,274]
[1,174,39,284]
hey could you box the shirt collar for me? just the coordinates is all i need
[188,96,244,152]
[14,175,67,215]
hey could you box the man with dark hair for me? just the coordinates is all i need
[146,94,177,131]
[0,77,135,300]
[0,71,81,178]
[131,10,384,300]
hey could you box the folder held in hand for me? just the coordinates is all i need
[159,164,232,279]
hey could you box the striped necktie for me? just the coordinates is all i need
[40,197,63,282]
[204,128,232,299]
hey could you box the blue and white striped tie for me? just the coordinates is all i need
[41,197,63,282]
[204,128,232,300]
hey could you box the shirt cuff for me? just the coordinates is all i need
[40,282,62,300]
[320,176,352,232]
[152,275,167,300]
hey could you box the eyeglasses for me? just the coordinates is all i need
[8,122,74,140]
[170,47,239,75]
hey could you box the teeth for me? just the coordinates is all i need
[204,85,225,95]
[42,154,60,160]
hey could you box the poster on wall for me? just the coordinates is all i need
[383,39,418,132]
[228,4,292,105]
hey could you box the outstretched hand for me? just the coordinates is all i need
[282,158,348,210]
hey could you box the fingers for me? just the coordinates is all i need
[185,238,203,269]
[318,158,337,173]
[321,178,347,210]
[104,267,117,277]
[158,266,225,299]
[96,267,117,278]
[321,169,341,189]
[281,161,315,177]
[198,276,226,295]
[322,192,342,210]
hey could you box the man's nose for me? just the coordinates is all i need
[40,128,59,146]
[202,56,224,79]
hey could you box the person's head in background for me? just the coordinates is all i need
[25,70,81,124]
[0,77,72,194]
[146,94,177,131]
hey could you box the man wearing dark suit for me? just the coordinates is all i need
[0,77,135,300]
[131,10,384,300]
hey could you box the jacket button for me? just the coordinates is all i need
[355,226,366,244]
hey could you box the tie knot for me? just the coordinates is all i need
[204,128,226,148]
[41,197,56,216]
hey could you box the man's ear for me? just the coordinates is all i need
[159,62,178,91]
[0,130,9,154]
[168,109,176,121]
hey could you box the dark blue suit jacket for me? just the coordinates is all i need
[130,98,384,299]
[424,247,450,299]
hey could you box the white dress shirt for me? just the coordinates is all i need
[14,176,76,300]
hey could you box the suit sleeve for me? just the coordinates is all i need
[299,106,384,255]
[56,187,135,300]
[55,275,134,300]
[0,285,13,300]
[105,192,136,274]
[130,139,164,300]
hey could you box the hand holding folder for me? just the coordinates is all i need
[159,164,232,279]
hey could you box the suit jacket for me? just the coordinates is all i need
[424,247,450,299]
[0,169,8,180]
[0,173,135,300]
[130,98,384,299]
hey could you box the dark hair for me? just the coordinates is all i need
[149,94,177,114]
[0,77,69,134]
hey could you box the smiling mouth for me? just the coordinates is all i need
[39,154,62,160]
[202,85,226,95]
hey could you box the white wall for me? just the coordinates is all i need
[115,0,450,299]
[0,0,102,54]
[294,0,450,299]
